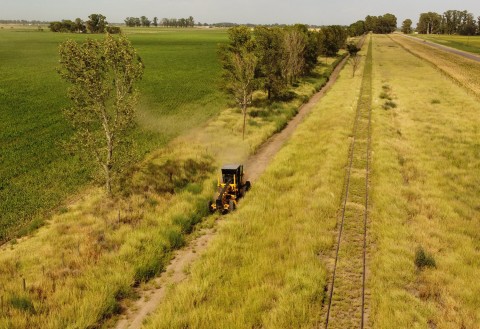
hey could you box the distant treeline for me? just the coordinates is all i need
[124,16,195,28]
[0,19,49,25]
[49,14,120,34]
[415,10,480,35]
[348,13,397,36]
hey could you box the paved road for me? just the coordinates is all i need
[399,33,480,62]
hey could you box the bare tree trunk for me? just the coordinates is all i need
[101,105,114,196]
[242,105,247,141]
[105,133,113,195]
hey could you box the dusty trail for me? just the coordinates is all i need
[113,56,349,329]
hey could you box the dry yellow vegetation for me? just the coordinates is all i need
[369,34,480,328]
[0,54,342,328]
[391,34,480,99]
[141,41,367,329]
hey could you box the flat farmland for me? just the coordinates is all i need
[0,28,227,240]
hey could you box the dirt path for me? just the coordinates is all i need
[113,56,349,329]
[114,230,215,329]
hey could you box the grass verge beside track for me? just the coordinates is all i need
[141,45,366,329]
[390,34,480,99]
[369,34,480,328]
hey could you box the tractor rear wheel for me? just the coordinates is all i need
[208,201,215,213]
[245,181,251,191]
[229,200,235,212]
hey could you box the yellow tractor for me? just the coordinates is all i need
[209,164,251,214]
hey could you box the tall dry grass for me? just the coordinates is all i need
[369,35,480,328]
[141,45,367,328]
[0,55,343,328]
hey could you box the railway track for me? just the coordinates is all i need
[323,35,373,329]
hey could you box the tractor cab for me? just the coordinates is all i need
[209,164,251,214]
[221,164,244,186]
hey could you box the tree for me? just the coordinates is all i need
[280,27,308,85]
[381,13,397,33]
[458,12,476,36]
[347,43,361,77]
[296,24,321,75]
[58,34,144,194]
[125,17,137,27]
[320,25,347,57]
[365,14,397,34]
[153,17,158,27]
[401,19,413,34]
[86,13,107,33]
[417,12,442,34]
[365,15,378,32]
[74,18,86,33]
[254,27,286,99]
[140,16,151,27]
[219,26,257,140]
[349,20,366,36]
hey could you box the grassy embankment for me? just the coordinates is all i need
[141,42,366,328]
[0,33,345,328]
[369,34,480,328]
[392,34,480,99]
[0,28,226,241]
[412,34,480,55]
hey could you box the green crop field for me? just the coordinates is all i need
[0,27,227,240]
[413,34,480,54]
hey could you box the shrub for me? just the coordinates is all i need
[106,26,121,34]
[431,99,441,104]
[379,92,391,100]
[10,295,35,314]
[415,246,436,270]
[382,100,397,110]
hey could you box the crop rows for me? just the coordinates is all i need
[324,36,372,329]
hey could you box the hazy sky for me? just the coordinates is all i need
[3,0,480,26]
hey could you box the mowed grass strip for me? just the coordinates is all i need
[391,34,480,99]
[142,51,365,329]
[0,28,226,241]
[326,36,372,329]
[369,35,480,328]
[0,52,343,328]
